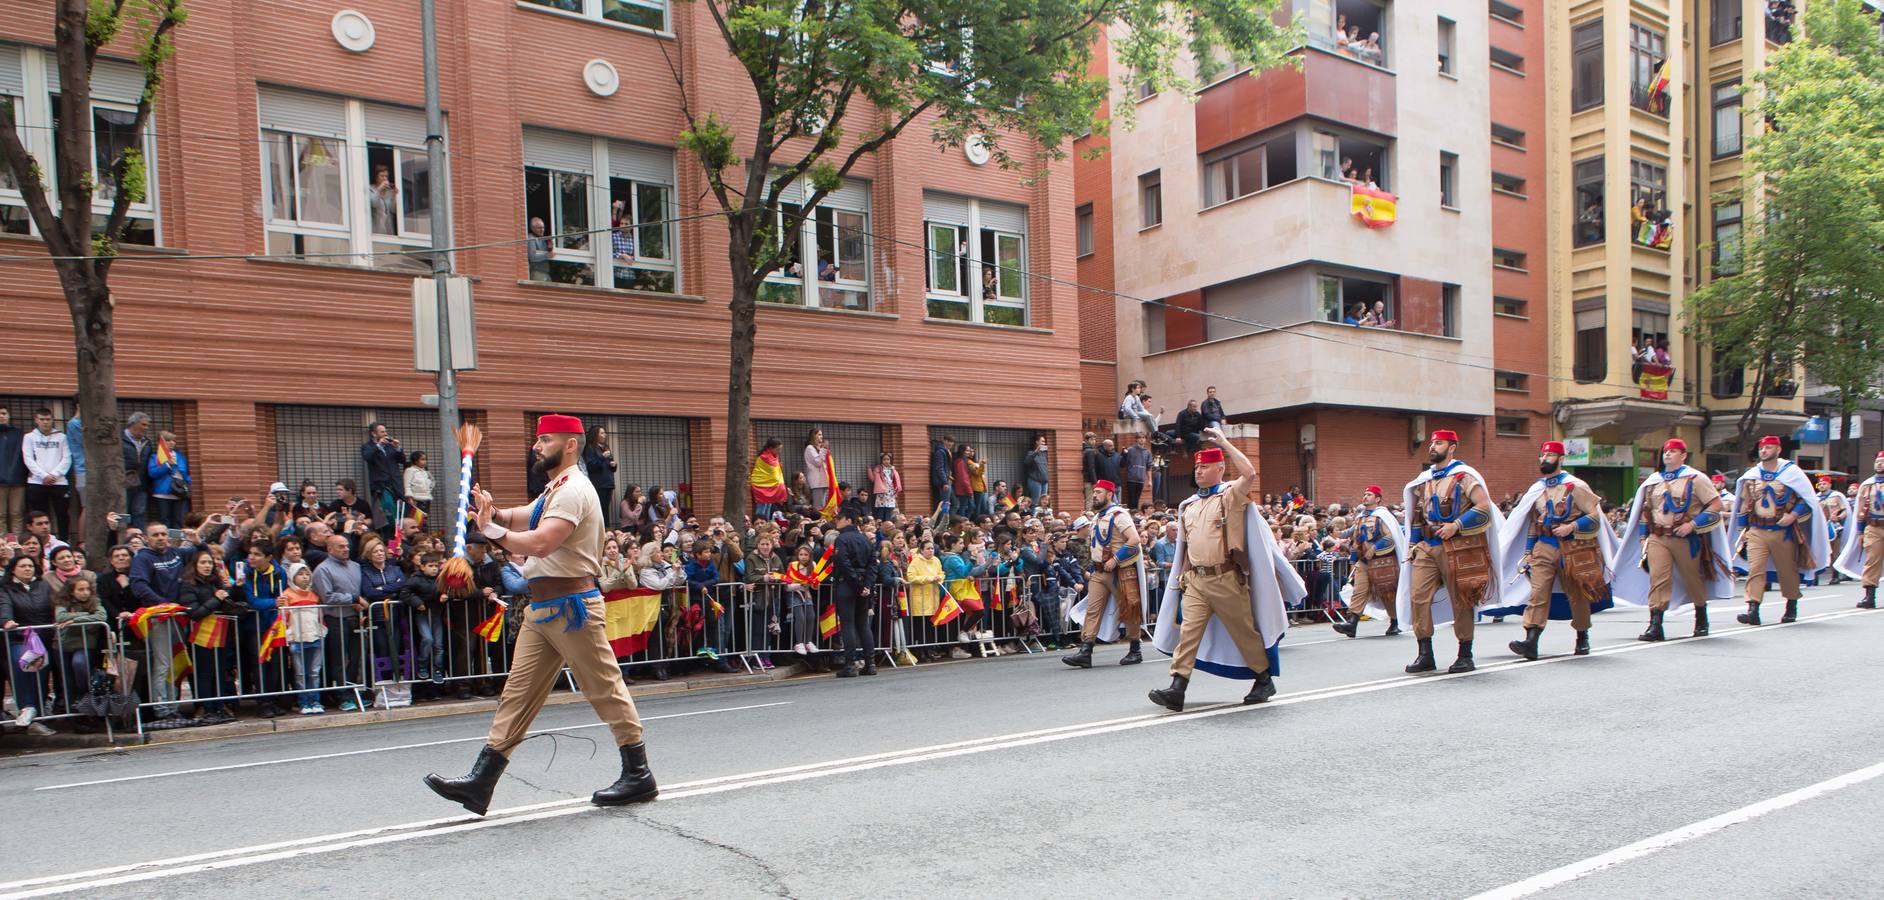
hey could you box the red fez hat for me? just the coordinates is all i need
[1430,430,1459,443]
[1540,441,1566,456]
[1818,476,1832,485]
[1712,473,1726,483]
[1758,435,1782,447]
[1662,438,1688,452]
[1876,451,1884,460]
[535,413,584,437]
[1093,479,1117,493]
[1194,447,1225,465]
[1364,485,1383,496]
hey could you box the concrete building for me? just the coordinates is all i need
[1543,0,1810,500]
[0,1,1087,519]
[1087,0,1542,506]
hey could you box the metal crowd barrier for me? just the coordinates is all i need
[1289,557,1355,624]
[1,621,119,739]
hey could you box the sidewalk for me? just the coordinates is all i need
[0,661,816,753]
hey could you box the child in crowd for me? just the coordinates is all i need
[279,562,327,715]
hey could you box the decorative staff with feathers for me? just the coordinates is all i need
[438,423,483,599]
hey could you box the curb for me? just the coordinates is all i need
[0,663,806,753]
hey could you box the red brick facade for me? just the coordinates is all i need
[0,2,1085,515]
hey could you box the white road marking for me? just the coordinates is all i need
[4,605,1870,899]
[31,701,793,792]
[1463,757,1884,900]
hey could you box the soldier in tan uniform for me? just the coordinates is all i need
[1839,452,1884,608]
[1401,430,1497,675]
[1149,428,1276,710]
[1506,441,1606,659]
[425,415,656,816]
[1634,439,1725,641]
[1818,477,1848,585]
[1061,479,1144,667]
[1733,435,1827,626]
[1331,485,1402,638]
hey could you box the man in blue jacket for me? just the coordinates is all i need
[122,412,154,529]
[929,436,956,520]
[129,522,190,724]
[360,422,407,533]
[830,510,877,677]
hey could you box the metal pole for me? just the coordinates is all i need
[422,0,461,523]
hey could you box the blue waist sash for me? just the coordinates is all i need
[529,586,602,633]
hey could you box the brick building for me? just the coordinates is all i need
[1081,1,1544,508]
[0,1,1088,520]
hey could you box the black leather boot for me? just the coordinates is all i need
[1781,599,1799,623]
[1332,617,1359,638]
[1508,626,1543,661]
[592,742,658,806]
[423,745,508,816]
[1859,586,1876,609]
[1573,630,1591,655]
[1243,671,1277,704]
[1405,638,1436,673]
[1119,640,1143,665]
[1692,604,1710,637]
[1061,642,1094,669]
[1148,675,1188,711]
[1638,609,1665,642]
[1736,602,1762,626]
[1384,619,1402,636]
[1447,640,1475,673]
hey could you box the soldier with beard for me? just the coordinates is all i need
[1399,430,1501,675]
[424,415,656,815]
[1495,441,1615,659]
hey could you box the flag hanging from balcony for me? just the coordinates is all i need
[1350,185,1397,228]
[1647,58,1672,108]
[1639,363,1674,400]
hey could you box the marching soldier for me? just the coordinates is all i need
[1732,436,1831,626]
[1495,441,1616,659]
[1149,428,1298,710]
[1819,477,1848,584]
[1331,485,1404,638]
[1613,439,1730,639]
[1835,452,1884,608]
[1399,430,1502,675]
[1062,479,1146,668]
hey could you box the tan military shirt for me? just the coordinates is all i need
[520,467,604,580]
[1739,468,1801,522]
[1090,505,1135,565]
[1181,474,1254,567]
[1648,472,1719,529]
[1532,476,1602,542]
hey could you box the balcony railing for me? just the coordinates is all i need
[1629,85,1670,117]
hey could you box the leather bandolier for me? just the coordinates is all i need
[1415,474,1490,606]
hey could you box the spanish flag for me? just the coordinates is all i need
[818,452,841,521]
[474,605,507,643]
[1350,184,1397,229]
[750,449,788,507]
[259,616,288,663]
[947,576,982,608]
[818,603,840,639]
[190,615,232,650]
[170,641,193,685]
[604,587,663,657]
[1639,362,1674,400]
[932,590,963,626]
[1647,58,1672,107]
[785,547,835,585]
[129,603,186,639]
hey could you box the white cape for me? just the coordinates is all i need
[1066,556,1150,643]
[1610,466,1735,610]
[1494,474,1620,611]
[1336,506,1406,622]
[1833,478,1882,580]
[1152,497,1301,679]
[1396,462,1506,627]
[1734,461,1832,580]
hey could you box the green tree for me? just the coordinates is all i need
[0,0,185,563]
[1688,0,1884,456]
[668,0,1298,520]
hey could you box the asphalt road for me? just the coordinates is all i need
[4,582,1881,899]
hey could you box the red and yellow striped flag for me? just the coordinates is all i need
[750,449,789,506]
[129,603,186,639]
[818,603,840,639]
[932,591,963,626]
[474,606,507,643]
[604,587,663,657]
[189,615,231,650]
[258,616,288,663]
[818,453,841,521]
[1350,185,1397,229]
[170,642,193,685]
[784,547,834,585]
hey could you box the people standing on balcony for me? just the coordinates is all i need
[1090,439,1122,495]
[526,217,552,281]
[403,451,434,520]
[146,431,191,530]
[583,425,618,527]
[121,412,153,530]
[1080,432,1099,488]
[1123,441,1152,510]
[1360,32,1384,66]
[23,408,71,540]
[360,422,407,530]
[1369,300,1395,329]
[964,446,988,518]
[951,445,975,519]
[930,435,956,520]
[869,453,902,523]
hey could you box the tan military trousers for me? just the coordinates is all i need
[1168,568,1268,678]
[1409,543,1474,641]
[489,594,644,755]
[1745,528,1802,602]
